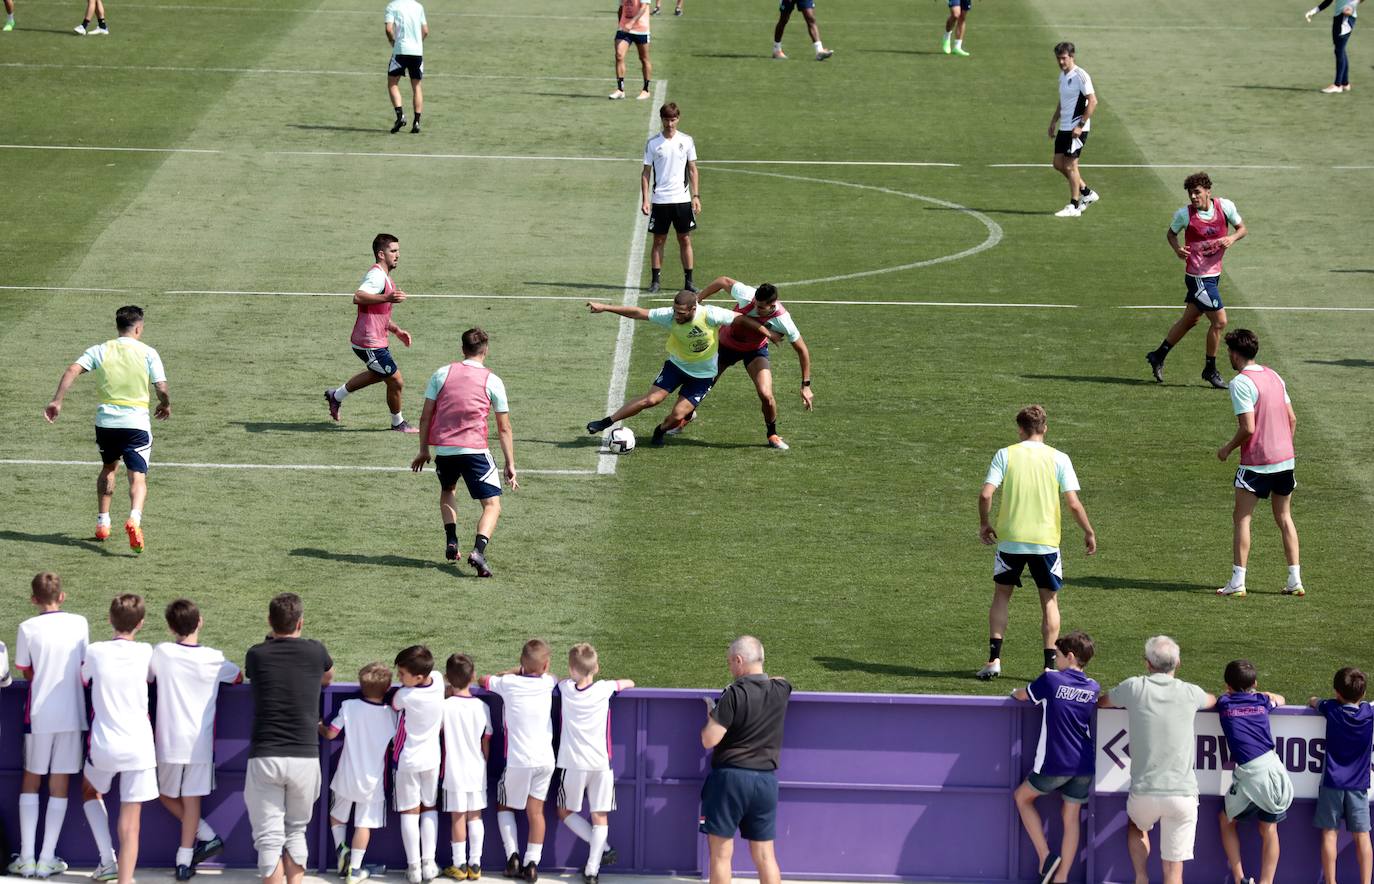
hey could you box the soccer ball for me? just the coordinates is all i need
[608,426,636,454]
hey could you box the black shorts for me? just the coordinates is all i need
[649,201,696,236]
[699,767,778,842]
[1053,130,1087,158]
[95,427,152,473]
[436,452,503,500]
[388,54,424,80]
[1234,468,1295,499]
[614,30,650,45]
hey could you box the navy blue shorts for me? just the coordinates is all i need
[993,550,1064,591]
[653,361,714,407]
[716,344,769,375]
[388,54,424,80]
[95,427,152,473]
[700,767,778,842]
[353,345,399,377]
[1183,274,1224,312]
[779,0,814,10]
[1315,786,1371,832]
[1234,468,1295,499]
[615,30,649,45]
[948,0,971,9]
[436,453,502,500]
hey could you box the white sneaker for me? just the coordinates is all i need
[34,858,68,879]
[1216,582,1248,597]
[608,89,625,100]
[8,857,36,878]
[635,89,651,100]
[766,434,790,450]
[407,865,423,884]
[1282,582,1306,597]
[1342,84,1352,92]
[1080,189,1100,206]
[91,24,108,33]
[73,22,87,34]
[976,660,1001,680]
[1054,203,1082,217]
[92,860,119,882]
[422,861,440,882]
[815,47,834,60]
[772,48,787,59]
[1321,84,1343,93]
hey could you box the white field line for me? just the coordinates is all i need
[655,299,1079,308]
[988,163,1302,170]
[164,289,594,302]
[0,459,594,476]
[1118,305,1374,312]
[269,149,633,163]
[0,285,133,293]
[0,143,222,154]
[0,62,607,82]
[598,79,666,476]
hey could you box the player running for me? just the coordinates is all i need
[584,291,781,448]
[611,0,652,100]
[772,0,833,60]
[325,233,419,433]
[942,0,972,56]
[1145,172,1247,389]
[385,0,428,133]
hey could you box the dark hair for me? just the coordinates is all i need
[461,328,489,357]
[1053,42,1075,57]
[660,102,680,120]
[673,289,697,307]
[116,305,145,332]
[446,653,475,689]
[268,592,303,634]
[1224,328,1259,360]
[1016,404,1048,434]
[1183,172,1213,193]
[371,233,399,259]
[31,572,62,605]
[1224,659,1258,692]
[110,593,146,633]
[754,283,779,304]
[1335,667,1368,703]
[395,644,435,677]
[164,598,201,637]
[1055,631,1094,666]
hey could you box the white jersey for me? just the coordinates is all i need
[486,673,556,768]
[15,611,89,734]
[392,677,445,772]
[442,695,493,792]
[729,283,802,342]
[330,698,398,802]
[644,131,698,204]
[149,642,241,765]
[1057,66,1095,132]
[557,679,624,771]
[83,639,156,771]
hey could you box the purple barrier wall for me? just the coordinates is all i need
[1,684,1368,882]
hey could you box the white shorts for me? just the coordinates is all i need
[497,765,553,808]
[557,769,616,813]
[332,791,388,829]
[24,732,84,775]
[443,789,488,813]
[393,768,441,811]
[158,762,216,798]
[1127,793,1199,863]
[84,763,159,803]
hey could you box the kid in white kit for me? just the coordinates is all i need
[151,598,242,880]
[322,662,399,884]
[81,594,157,884]
[556,644,635,884]
[440,654,492,881]
[11,572,90,880]
[480,639,558,883]
[393,645,447,884]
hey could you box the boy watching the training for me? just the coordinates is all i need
[556,644,635,884]
[1011,630,1098,884]
[322,662,398,884]
[440,654,492,881]
[1309,667,1374,884]
[150,599,242,880]
[81,594,158,884]
[480,640,558,883]
[1215,659,1292,884]
[393,645,446,884]
[11,572,90,879]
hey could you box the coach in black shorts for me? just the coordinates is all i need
[699,635,791,884]
[641,102,700,293]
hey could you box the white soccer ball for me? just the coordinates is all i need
[608,426,636,454]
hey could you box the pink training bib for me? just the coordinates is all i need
[428,362,493,449]
[1185,199,1230,277]
[350,264,395,349]
[1240,366,1295,468]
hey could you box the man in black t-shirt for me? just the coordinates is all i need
[243,593,334,884]
[699,636,791,884]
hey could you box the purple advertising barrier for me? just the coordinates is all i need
[1,684,1368,882]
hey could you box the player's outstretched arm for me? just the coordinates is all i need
[587,302,651,320]
[791,337,814,410]
[732,313,782,343]
[44,363,86,422]
[495,412,519,491]
[1063,491,1096,555]
[696,276,736,302]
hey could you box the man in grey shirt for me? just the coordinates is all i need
[1100,636,1215,884]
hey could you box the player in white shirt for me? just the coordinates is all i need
[393,646,446,884]
[641,103,701,294]
[440,654,493,881]
[480,640,558,882]
[80,595,157,884]
[150,599,242,880]
[322,662,398,884]
[1048,43,1099,218]
[11,572,89,880]
[556,645,635,884]
[385,0,429,133]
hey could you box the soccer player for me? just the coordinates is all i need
[976,405,1096,680]
[694,276,813,450]
[411,327,518,578]
[650,0,681,16]
[1306,0,1361,92]
[1215,329,1303,598]
[1146,173,1247,389]
[611,0,651,101]
[771,0,833,60]
[584,291,781,448]
[392,646,446,884]
[44,305,170,552]
[4,0,15,31]
[642,103,699,293]
[73,0,106,34]
[1048,43,1098,218]
[322,663,397,884]
[942,0,971,56]
[439,654,491,881]
[385,0,428,133]
[325,233,419,433]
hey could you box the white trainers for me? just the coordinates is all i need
[73,23,87,34]
[8,857,36,878]
[1216,582,1248,597]
[92,860,119,882]
[608,89,625,100]
[422,861,440,882]
[766,434,790,450]
[91,24,108,33]
[1080,189,1100,207]
[815,47,834,60]
[976,660,1001,681]
[34,858,68,879]
[1321,84,1344,93]
[635,89,651,100]
[1282,583,1306,597]
[407,865,423,884]
[1054,203,1082,217]
[772,48,787,59]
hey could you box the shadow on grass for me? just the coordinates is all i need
[1232,84,1312,93]
[521,437,605,450]
[0,530,122,557]
[1330,269,1374,273]
[524,281,628,292]
[814,657,987,681]
[1305,358,1374,368]
[290,547,455,571]
[857,48,945,56]
[692,52,773,60]
[659,437,778,450]
[530,92,606,101]
[924,206,1053,217]
[230,421,385,434]
[1071,576,1215,593]
[1021,373,1156,387]
[287,124,385,134]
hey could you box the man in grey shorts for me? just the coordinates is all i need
[244,593,335,884]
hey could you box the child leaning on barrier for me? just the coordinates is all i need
[1215,659,1292,884]
[1309,667,1374,884]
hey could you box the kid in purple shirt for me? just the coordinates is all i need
[1308,667,1373,884]
[1216,660,1291,884]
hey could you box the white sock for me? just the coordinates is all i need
[467,820,484,865]
[19,793,39,860]
[1231,565,1247,587]
[812,40,823,51]
[97,512,111,527]
[401,814,422,866]
[561,814,593,842]
[772,41,782,52]
[334,384,351,401]
[523,843,542,867]
[587,825,609,876]
[128,508,142,526]
[39,797,67,861]
[1288,564,1302,585]
[391,411,405,426]
[497,811,518,857]
[451,842,465,868]
[954,39,963,49]
[332,824,347,850]
[176,847,194,867]
[197,819,216,841]
[350,848,366,871]
[420,809,438,863]
[84,799,116,866]
[945,29,953,39]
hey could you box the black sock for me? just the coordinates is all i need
[643,79,651,92]
[82,17,90,26]
[988,637,1003,663]
[444,523,457,543]
[1071,199,1080,208]
[97,16,105,26]
[766,420,777,437]
[474,534,489,554]
[651,425,666,440]
[414,112,421,123]
[394,106,404,119]
[684,268,693,286]
[1156,339,1173,357]
[1080,185,1092,196]
[651,268,661,283]
[1205,355,1217,370]
[1044,648,1057,670]
[616,77,624,91]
